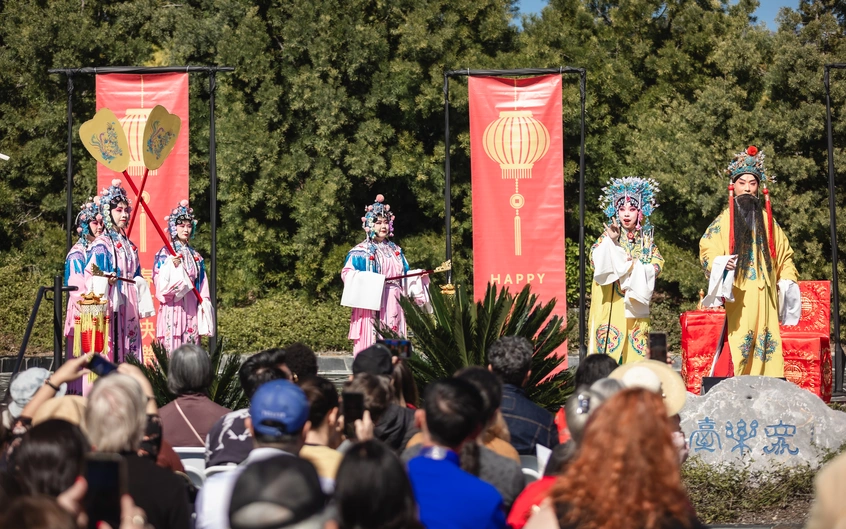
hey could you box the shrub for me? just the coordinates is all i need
[218,290,351,354]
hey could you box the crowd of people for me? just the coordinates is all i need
[0,336,707,529]
[2,336,843,529]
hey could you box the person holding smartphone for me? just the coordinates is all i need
[341,194,429,355]
[587,177,664,364]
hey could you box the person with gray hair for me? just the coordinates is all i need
[159,343,231,447]
[86,368,191,529]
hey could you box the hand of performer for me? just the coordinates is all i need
[108,275,118,286]
[117,364,158,415]
[725,256,737,271]
[604,217,621,243]
[170,256,182,268]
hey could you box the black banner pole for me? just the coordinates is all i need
[825,65,844,395]
[65,74,75,253]
[578,69,587,360]
[444,74,453,285]
[209,70,219,356]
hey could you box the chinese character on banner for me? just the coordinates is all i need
[96,73,190,364]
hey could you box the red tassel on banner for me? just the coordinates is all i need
[728,184,735,254]
[763,186,776,260]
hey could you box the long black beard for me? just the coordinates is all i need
[733,194,772,275]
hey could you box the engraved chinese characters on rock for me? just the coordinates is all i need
[689,417,722,453]
[763,420,800,456]
[726,419,758,456]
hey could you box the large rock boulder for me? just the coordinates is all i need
[679,376,846,471]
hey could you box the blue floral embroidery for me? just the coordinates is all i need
[702,220,721,240]
[739,330,754,368]
[756,328,777,363]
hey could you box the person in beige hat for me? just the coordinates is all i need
[610,360,689,463]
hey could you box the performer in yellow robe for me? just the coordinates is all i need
[699,146,800,377]
[588,177,664,364]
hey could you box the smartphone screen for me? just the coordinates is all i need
[89,354,118,377]
[342,392,365,439]
[648,332,668,364]
[376,339,412,359]
[85,454,126,529]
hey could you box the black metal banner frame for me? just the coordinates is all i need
[48,65,233,359]
[443,67,587,358]
[824,64,845,395]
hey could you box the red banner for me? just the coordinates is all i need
[468,75,567,334]
[96,73,190,363]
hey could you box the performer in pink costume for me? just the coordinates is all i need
[84,180,144,363]
[64,200,105,339]
[342,195,428,355]
[153,200,212,353]
[63,200,104,394]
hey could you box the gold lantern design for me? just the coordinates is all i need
[482,103,550,256]
[119,107,154,177]
[117,76,159,178]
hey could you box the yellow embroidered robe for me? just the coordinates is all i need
[587,233,664,364]
[699,209,799,376]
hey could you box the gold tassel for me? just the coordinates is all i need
[514,214,522,256]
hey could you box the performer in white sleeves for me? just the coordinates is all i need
[341,194,429,355]
[84,179,154,363]
[152,200,213,353]
[587,177,664,364]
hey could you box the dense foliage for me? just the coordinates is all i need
[2,0,846,356]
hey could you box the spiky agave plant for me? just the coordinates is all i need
[126,337,247,410]
[379,282,575,411]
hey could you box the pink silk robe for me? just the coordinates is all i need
[152,244,211,353]
[84,232,142,363]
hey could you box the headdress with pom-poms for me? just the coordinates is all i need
[164,199,196,241]
[724,145,777,259]
[97,179,132,232]
[361,194,395,240]
[725,145,772,183]
[74,199,103,247]
[600,176,660,237]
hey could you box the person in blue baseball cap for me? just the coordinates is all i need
[196,379,320,529]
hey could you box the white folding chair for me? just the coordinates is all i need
[520,454,541,486]
[521,467,541,485]
[174,447,206,487]
[204,465,237,478]
[179,467,205,488]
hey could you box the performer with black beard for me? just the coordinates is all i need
[699,146,800,377]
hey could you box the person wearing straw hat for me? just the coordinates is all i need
[587,177,664,364]
[699,146,800,378]
[153,200,213,353]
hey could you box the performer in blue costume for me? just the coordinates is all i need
[63,199,103,393]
